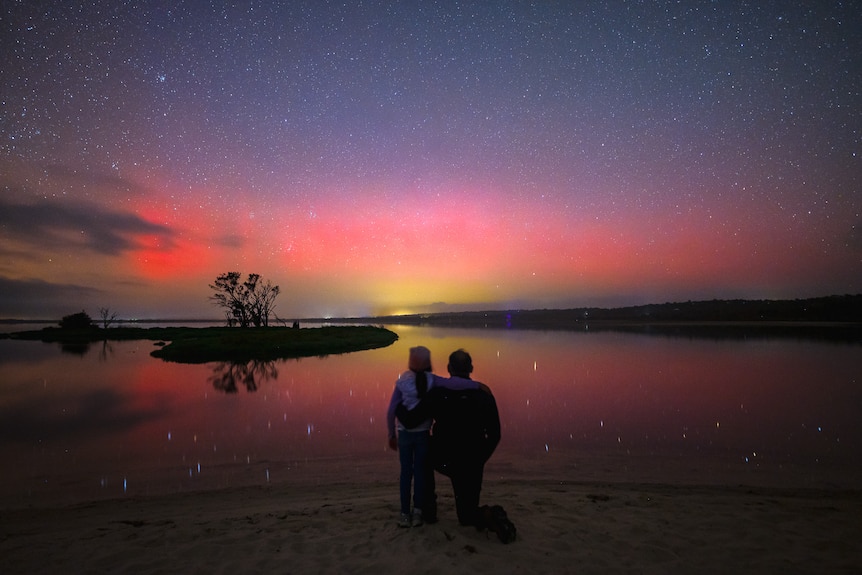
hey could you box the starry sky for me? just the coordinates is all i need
[2,1,860,319]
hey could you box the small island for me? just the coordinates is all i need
[2,324,399,364]
[1,273,400,363]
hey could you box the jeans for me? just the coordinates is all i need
[398,429,429,514]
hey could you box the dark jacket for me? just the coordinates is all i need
[396,386,501,473]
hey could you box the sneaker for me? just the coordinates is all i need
[411,509,424,527]
[398,513,411,528]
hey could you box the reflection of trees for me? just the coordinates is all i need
[60,341,90,356]
[60,339,116,360]
[208,360,279,393]
[98,340,114,362]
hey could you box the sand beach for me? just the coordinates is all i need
[2,462,860,574]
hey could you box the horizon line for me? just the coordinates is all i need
[2,293,859,324]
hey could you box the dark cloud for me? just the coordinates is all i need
[0,243,44,265]
[0,196,174,256]
[0,277,103,318]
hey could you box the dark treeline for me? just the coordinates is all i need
[323,295,862,337]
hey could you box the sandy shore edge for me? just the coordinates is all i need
[2,478,860,574]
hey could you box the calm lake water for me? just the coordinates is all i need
[1,325,860,507]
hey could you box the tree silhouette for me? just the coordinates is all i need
[59,311,94,329]
[209,272,280,327]
[99,307,118,329]
[246,274,280,327]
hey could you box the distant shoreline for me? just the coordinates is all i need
[0,318,226,325]
[313,294,862,332]
[3,294,860,327]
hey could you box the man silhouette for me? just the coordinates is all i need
[396,349,512,540]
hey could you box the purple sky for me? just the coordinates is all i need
[2,2,860,319]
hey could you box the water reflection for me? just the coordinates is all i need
[98,340,114,362]
[0,326,860,507]
[208,360,279,393]
[57,339,115,361]
[60,341,90,356]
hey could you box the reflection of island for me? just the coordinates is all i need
[58,339,115,360]
[208,360,278,393]
[60,341,90,356]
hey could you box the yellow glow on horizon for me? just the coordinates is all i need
[366,278,495,316]
[386,309,415,316]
